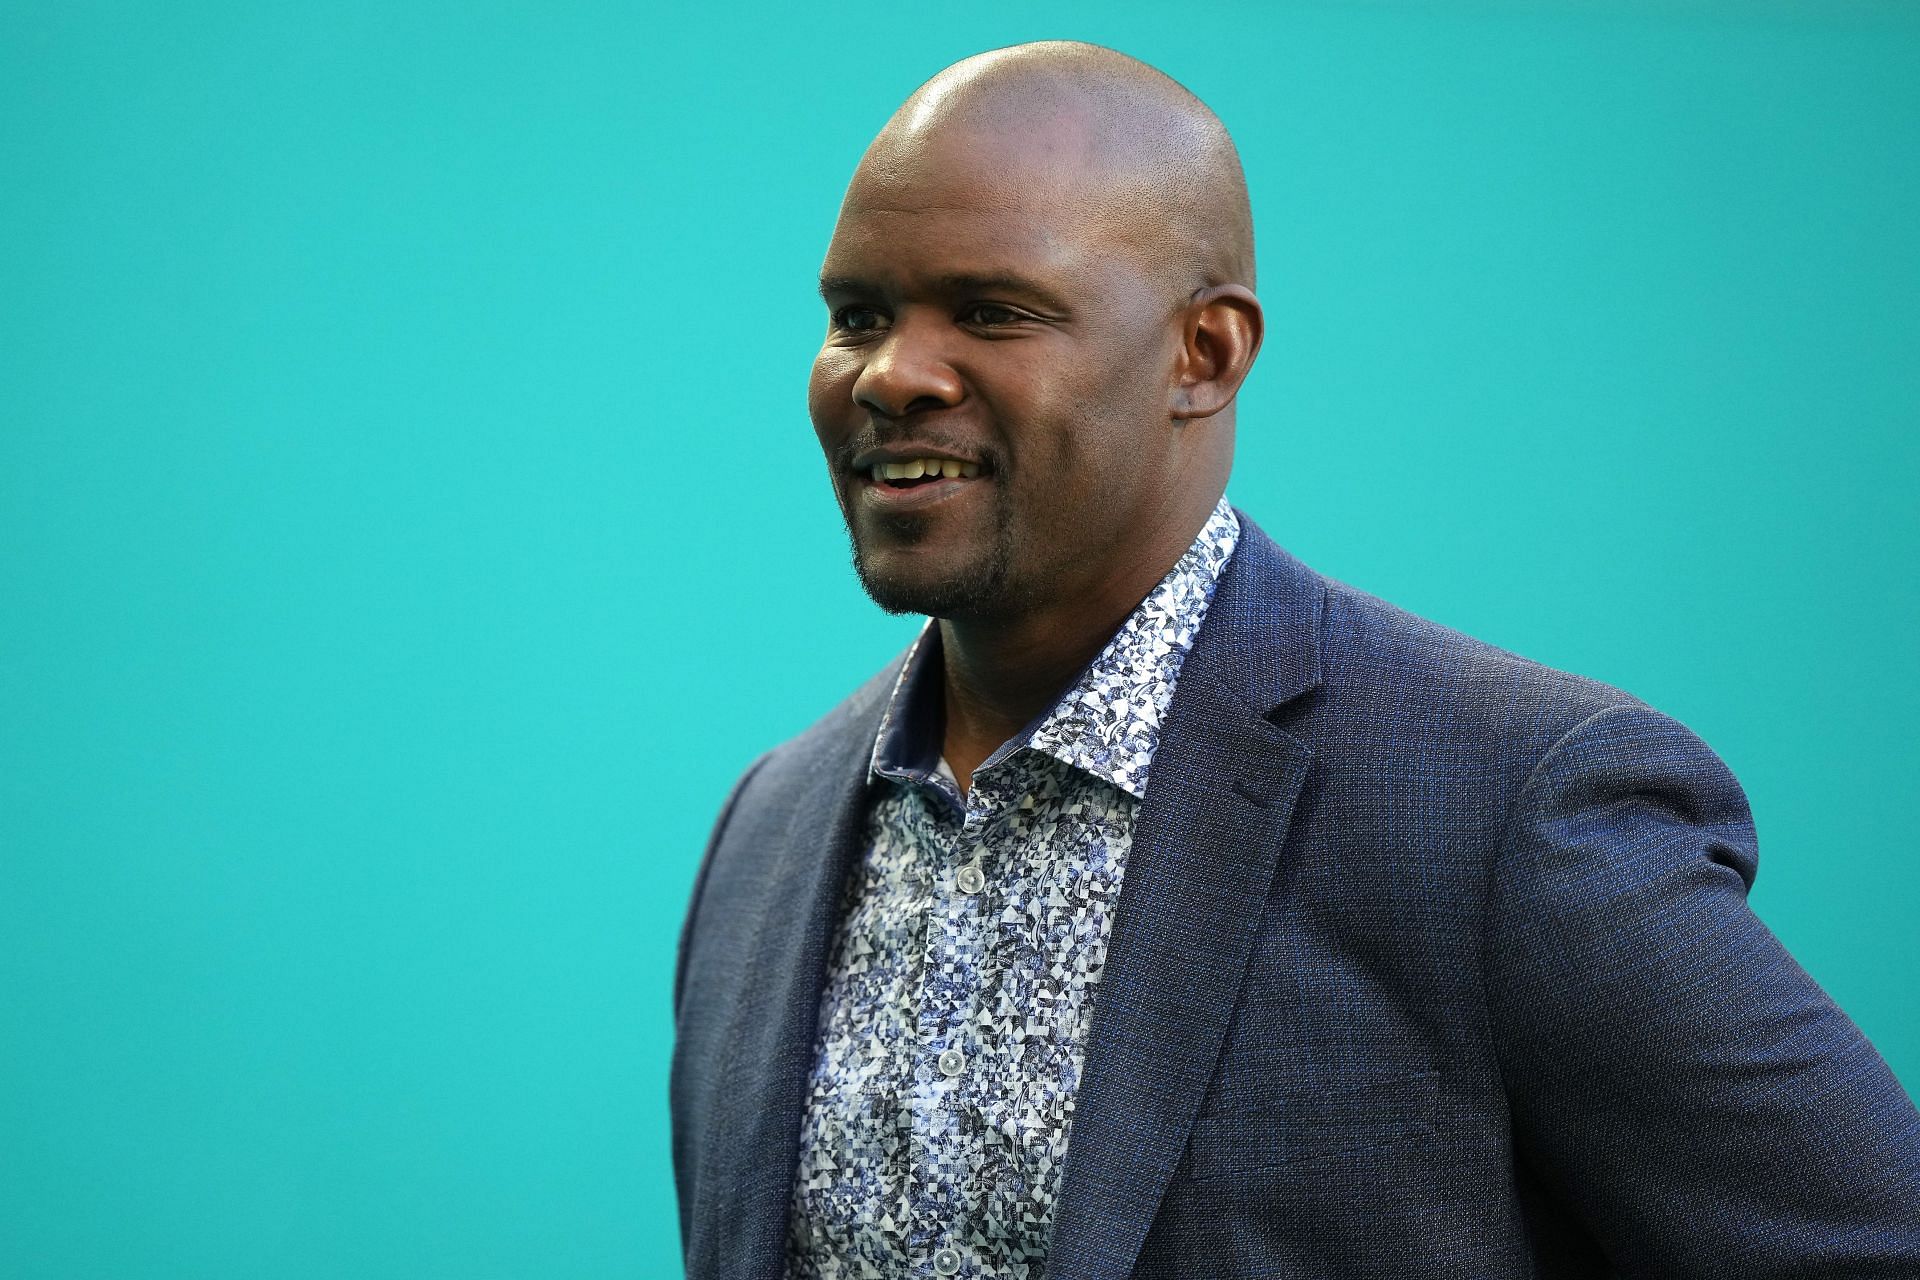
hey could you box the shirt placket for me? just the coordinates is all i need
[906,771,1005,1279]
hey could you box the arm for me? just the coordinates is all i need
[672,751,769,1025]
[1486,703,1920,1277]
[670,750,769,1256]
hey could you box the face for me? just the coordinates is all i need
[809,126,1192,622]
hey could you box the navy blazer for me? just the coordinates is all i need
[671,512,1920,1278]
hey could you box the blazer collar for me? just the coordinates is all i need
[1201,507,1326,714]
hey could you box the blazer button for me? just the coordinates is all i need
[932,1246,962,1275]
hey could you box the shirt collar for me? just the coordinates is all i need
[867,621,946,788]
[868,497,1241,801]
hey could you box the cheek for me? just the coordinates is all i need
[1038,338,1182,494]
[808,349,858,446]
[1062,332,1176,442]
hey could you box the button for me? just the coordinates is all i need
[932,1247,962,1275]
[956,863,986,895]
[937,1048,965,1077]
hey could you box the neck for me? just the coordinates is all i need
[937,491,1221,791]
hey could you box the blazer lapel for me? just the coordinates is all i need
[704,676,896,1279]
[1049,518,1325,1280]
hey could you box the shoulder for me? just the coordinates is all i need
[1325,573,1638,732]
[677,646,908,993]
[715,643,910,817]
[1231,515,1654,767]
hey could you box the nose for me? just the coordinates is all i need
[850,313,964,419]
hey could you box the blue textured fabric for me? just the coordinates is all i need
[671,511,1920,1279]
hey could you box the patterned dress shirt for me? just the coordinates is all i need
[785,498,1241,1280]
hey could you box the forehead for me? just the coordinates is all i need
[822,127,1144,290]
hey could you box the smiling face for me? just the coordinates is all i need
[810,124,1202,622]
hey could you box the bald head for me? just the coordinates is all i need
[810,42,1265,631]
[858,41,1255,294]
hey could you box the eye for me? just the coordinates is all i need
[829,305,886,334]
[961,302,1022,327]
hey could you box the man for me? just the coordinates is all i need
[670,40,1920,1279]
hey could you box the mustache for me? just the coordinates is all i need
[832,424,1007,475]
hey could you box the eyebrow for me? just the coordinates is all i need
[817,272,1073,315]
[817,276,869,301]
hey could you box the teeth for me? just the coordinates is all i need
[872,458,984,482]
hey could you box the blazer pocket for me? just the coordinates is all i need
[1185,1070,1438,1182]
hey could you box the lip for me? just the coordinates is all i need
[847,440,992,512]
[854,469,990,512]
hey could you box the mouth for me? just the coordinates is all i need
[852,454,991,510]
[866,455,982,487]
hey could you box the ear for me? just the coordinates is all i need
[1168,285,1264,420]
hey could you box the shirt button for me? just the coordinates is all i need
[937,1048,965,1077]
[932,1247,962,1275]
[956,863,986,895]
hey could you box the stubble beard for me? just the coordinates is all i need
[846,495,1032,621]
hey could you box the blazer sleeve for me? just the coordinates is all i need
[672,751,770,1026]
[671,750,770,1257]
[1484,703,1920,1277]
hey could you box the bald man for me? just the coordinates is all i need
[669,41,1920,1280]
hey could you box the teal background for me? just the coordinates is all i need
[3,1,1915,1274]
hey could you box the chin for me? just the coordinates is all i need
[851,544,1014,620]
